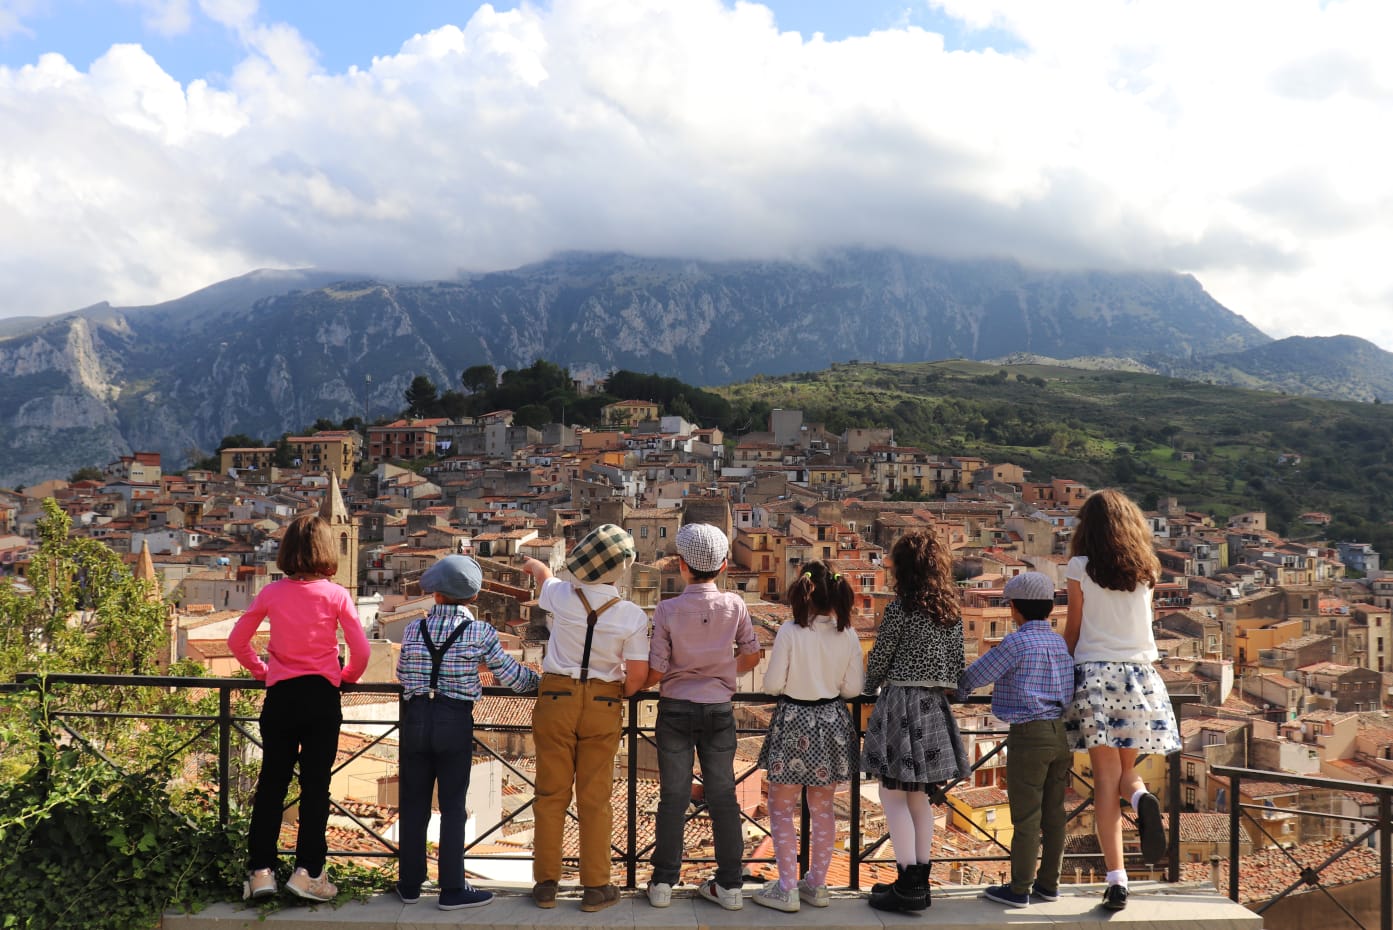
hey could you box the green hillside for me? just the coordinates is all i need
[718,360,1393,554]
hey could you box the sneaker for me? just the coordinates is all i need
[647,881,672,908]
[286,867,336,902]
[580,884,621,913]
[1031,882,1059,902]
[394,882,420,905]
[532,879,558,909]
[1102,883,1128,911]
[439,882,493,910]
[1136,791,1167,862]
[753,880,800,913]
[982,884,1030,908]
[798,878,830,907]
[698,879,743,910]
[243,868,276,901]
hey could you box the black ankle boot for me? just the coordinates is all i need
[870,864,904,895]
[869,863,929,912]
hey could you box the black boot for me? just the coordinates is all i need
[870,864,904,895]
[869,863,929,912]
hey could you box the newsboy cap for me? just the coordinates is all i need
[565,523,636,585]
[1002,571,1056,602]
[420,554,483,601]
[675,522,729,573]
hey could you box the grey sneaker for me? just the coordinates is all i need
[798,878,830,907]
[753,880,799,913]
[698,879,743,910]
[647,881,672,908]
[285,867,336,902]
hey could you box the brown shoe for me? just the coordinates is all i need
[533,880,559,908]
[580,884,621,912]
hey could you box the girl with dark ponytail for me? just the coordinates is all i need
[752,561,864,913]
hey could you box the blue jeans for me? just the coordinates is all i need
[398,696,475,893]
[247,675,342,874]
[651,698,743,888]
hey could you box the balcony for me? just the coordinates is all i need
[5,677,1368,930]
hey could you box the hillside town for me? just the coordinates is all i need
[1,402,1389,908]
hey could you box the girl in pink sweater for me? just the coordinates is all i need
[228,514,370,903]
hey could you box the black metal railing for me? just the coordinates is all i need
[3,674,1199,891]
[1212,764,1392,930]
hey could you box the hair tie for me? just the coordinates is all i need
[802,572,812,579]
[832,573,841,581]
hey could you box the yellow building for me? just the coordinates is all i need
[219,447,275,475]
[287,430,361,481]
[600,399,659,428]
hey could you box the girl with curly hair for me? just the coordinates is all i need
[860,530,968,912]
[1064,488,1180,911]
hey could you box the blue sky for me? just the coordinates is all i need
[0,1,1020,83]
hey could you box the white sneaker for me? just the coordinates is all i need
[647,881,672,908]
[798,878,830,907]
[697,879,743,910]
[753,880,799,913]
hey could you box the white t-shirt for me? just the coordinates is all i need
[762,615,865,701]
[537,577,650,683]
[1066,555,1158,664]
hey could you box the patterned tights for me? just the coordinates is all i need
[768,782,837,890]
[879,786,934,867]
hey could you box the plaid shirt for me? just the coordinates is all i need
[958,619,1075,724]
[397,604,539,701]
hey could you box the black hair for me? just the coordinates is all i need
[1010,598,1055,622]
[787,560,854,631]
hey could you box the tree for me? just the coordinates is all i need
[404,375,441,418]
[68,466,103,483]
[438,390,469,420]
[461,364,497,394]
[215,434,263,451]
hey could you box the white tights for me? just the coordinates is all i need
[879,786,934,867]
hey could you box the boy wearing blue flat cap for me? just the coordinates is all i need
[395,554,539,910]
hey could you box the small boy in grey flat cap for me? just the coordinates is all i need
[517,525,650,912]
[395,555,539,910]
[644,522,761,911]
[958,571,1074,909]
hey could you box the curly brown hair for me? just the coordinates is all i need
[889,529,959,625]
[786,559,854,631]
[1068,488,1160,592]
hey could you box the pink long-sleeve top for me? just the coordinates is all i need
[227,577,371,686]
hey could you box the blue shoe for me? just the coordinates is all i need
[1031,882,1059,902]
[982,884,1030,908]
[439,882,493,910]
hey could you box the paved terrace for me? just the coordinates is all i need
[163,881,1260,930]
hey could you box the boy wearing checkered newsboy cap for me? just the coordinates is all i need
[643,523,762,910]
[958,572,1075,909]
[517,525,650,912]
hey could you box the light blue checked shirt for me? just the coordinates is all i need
[396,604,539,701]
[958,619,1075,724]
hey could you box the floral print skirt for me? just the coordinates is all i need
[757,698,859,786]
[1065,661,1181,753]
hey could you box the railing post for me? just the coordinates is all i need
[1381,792,1391,930]
[1228,773,1241,902]
[627,693,640,891]
[798,787,810,877]
[218,684,232,829]
[849,695,863,891]
[1167,743,1180,882]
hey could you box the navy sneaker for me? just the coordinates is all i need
[1031,882,1059,902]
[1102,884,1128,911]
[394,882,420,904]
[1136,791,1167,862]
[982,884,1030,908]
[439,882,493,910]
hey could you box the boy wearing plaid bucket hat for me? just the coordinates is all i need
[517,524,650,912]
[643,522,762,910]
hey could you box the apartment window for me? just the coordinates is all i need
[659,527,667,538]
[640,525,649,538]
[1185,787,1196,808]
[984,809,996,823]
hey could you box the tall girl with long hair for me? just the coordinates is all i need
[1063,489,1180,911]
[753,561,864,913]
[860,530,968,912]
[228,513,370,903]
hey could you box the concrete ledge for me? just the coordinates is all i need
[162,882,1261,930]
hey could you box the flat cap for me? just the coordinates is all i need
[565,523,636,585]
[675,522,729,574]
[420,554,483,601]
[1002,571,1056,602]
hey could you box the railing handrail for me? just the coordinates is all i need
[1210,763,1393,798]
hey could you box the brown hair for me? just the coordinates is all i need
[787,559,854,631]
[889,529,959,625]
[1068,488,1160,592]
[276,514,339,579]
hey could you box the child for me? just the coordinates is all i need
[228,513,371,903]
[752,561,864,913]
[861,529,968,913]
[645,522,762,911]
[1063,489,1180,911]
[395,554,540,910]
[958,572,1075,908]
[518,524,650,913]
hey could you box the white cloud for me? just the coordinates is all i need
[1,0,1392,351]
[122,0,193,37]
[0,0,45,39]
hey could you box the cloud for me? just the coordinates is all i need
[0,0,1391,350]
[122,0,194,37]
[0,0,45,39]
